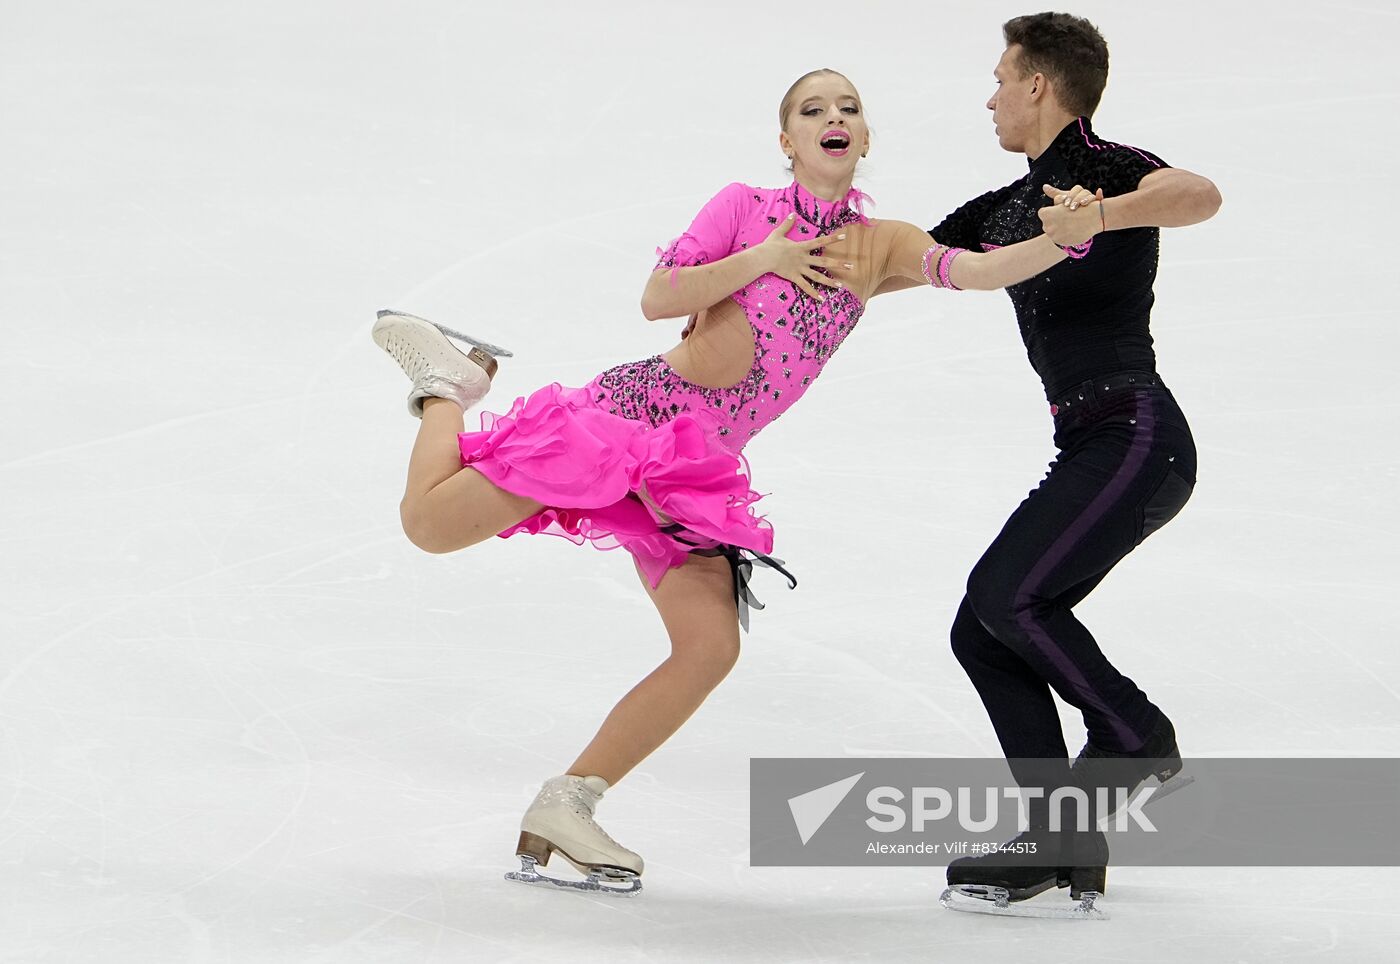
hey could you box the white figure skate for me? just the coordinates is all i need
[370,309,513,417]
[504,775,644,897]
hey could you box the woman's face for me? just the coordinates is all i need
[780,74,868,182]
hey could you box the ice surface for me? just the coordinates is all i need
[2,1,1397,960]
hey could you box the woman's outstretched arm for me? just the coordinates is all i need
[879,219,1070,293]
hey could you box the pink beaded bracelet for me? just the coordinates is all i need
[920,243,944,286]
[938,246,964,289]
[1057,239,1093,260]
[921,243,966,290]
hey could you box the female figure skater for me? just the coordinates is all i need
[370,69,1097,895]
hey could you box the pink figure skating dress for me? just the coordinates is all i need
[458,180,870,599]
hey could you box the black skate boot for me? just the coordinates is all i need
[944,827,1062,901]
[942,826,1108,919]
[1071,714,1192,821]
[944,828,1107,899]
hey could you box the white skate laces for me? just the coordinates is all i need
[504,774,644,896]
[531,776,624,846]
[371,309,506,417]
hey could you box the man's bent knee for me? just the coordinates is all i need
[950,596,992,665]
[964,564,1030,645]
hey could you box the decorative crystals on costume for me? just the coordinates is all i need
[780,285,861,368]
[593,353,769,442]
[787,182,855,236]
[929,116,1166,399]
[654,240,707,271]
[618,180,868,452]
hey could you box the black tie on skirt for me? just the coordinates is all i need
[659,524,798,632]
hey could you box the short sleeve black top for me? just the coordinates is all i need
[930,117,1170,401]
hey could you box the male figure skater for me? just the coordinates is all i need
[928,12,1222,911]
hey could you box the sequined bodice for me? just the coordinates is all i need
[591,181,869,452]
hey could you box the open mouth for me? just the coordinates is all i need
[819,131,851,156]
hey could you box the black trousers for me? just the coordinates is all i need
[951,376,1196,760]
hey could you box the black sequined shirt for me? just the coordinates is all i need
[930,117,1170,401]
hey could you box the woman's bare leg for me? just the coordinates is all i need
[567,552,741,785]
[399,397,544,553]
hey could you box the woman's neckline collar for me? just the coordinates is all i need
[788,179,871,226]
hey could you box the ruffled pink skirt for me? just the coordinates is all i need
[457,382,773,587]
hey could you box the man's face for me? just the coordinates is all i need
[987,45,1037,153]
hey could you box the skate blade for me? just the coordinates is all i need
[1154,772,1195,802]
[504,855,642,897]
[376,309,514,358]
[940,885,1107,920]
[1095,771,1198,829]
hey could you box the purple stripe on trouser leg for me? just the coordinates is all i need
[1013,394,1156,748]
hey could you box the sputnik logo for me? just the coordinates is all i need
[787,772,864,845]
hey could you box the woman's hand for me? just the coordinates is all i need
[1038,183,1104,247]
[757,214,851,300]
